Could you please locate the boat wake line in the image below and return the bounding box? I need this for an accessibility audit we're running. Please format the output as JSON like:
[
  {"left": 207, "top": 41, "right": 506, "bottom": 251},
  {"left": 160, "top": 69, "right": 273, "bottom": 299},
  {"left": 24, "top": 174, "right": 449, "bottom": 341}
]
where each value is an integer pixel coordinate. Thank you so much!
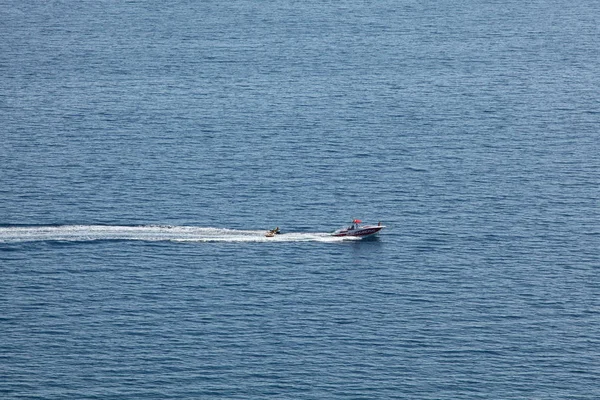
[{"left": 0, "top": 225, "right": 362, "bottom": 244}]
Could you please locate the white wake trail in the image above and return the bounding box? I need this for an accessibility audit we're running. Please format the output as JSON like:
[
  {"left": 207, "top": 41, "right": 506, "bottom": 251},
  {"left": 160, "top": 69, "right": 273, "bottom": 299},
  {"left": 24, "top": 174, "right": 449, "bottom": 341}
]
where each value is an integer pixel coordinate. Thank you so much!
[{"left": 0, "top": 225, "right": 358, "bottom": 243}]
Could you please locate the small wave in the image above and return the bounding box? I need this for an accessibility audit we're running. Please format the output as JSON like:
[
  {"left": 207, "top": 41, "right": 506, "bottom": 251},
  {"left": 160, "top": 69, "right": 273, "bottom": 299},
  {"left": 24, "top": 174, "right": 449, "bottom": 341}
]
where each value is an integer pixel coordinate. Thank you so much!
[{"left": 0, "top": 225, "right": 358, "bottom": 244}]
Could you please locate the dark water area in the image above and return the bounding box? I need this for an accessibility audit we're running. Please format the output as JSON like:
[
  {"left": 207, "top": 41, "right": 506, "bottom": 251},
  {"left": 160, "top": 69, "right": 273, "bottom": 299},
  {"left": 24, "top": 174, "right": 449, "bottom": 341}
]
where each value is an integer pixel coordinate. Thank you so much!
[{"left": 1, "top": 0, "right": 599, "bottom": 398}]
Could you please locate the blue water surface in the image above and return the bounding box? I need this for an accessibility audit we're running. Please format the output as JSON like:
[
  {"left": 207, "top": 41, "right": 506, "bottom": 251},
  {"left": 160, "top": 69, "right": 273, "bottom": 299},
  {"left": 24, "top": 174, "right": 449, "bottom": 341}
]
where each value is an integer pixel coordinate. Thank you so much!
[{"left": 1, "top": 0, "right": 599, "bottom": 398}]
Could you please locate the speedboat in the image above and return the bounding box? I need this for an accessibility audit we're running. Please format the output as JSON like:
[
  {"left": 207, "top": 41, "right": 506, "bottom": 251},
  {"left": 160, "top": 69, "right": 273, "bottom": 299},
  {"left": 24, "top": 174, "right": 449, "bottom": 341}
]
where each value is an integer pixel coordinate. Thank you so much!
[{"left": 332, "top": 220, "right": 385, "bottom": 238}]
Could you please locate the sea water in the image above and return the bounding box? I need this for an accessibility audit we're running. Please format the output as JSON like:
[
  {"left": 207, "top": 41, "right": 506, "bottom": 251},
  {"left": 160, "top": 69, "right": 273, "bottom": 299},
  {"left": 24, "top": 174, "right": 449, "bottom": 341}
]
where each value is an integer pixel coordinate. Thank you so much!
[{"left": 1, "top": 0, "right": 599, "bottom": 398}]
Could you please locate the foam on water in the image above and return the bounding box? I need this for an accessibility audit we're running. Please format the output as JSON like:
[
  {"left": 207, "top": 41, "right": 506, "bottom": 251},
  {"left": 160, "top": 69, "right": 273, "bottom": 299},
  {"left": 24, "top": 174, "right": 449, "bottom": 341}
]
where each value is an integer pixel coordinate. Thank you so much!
[{"left": 0, "top": 225, "right": 360, "bottom": 243}]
